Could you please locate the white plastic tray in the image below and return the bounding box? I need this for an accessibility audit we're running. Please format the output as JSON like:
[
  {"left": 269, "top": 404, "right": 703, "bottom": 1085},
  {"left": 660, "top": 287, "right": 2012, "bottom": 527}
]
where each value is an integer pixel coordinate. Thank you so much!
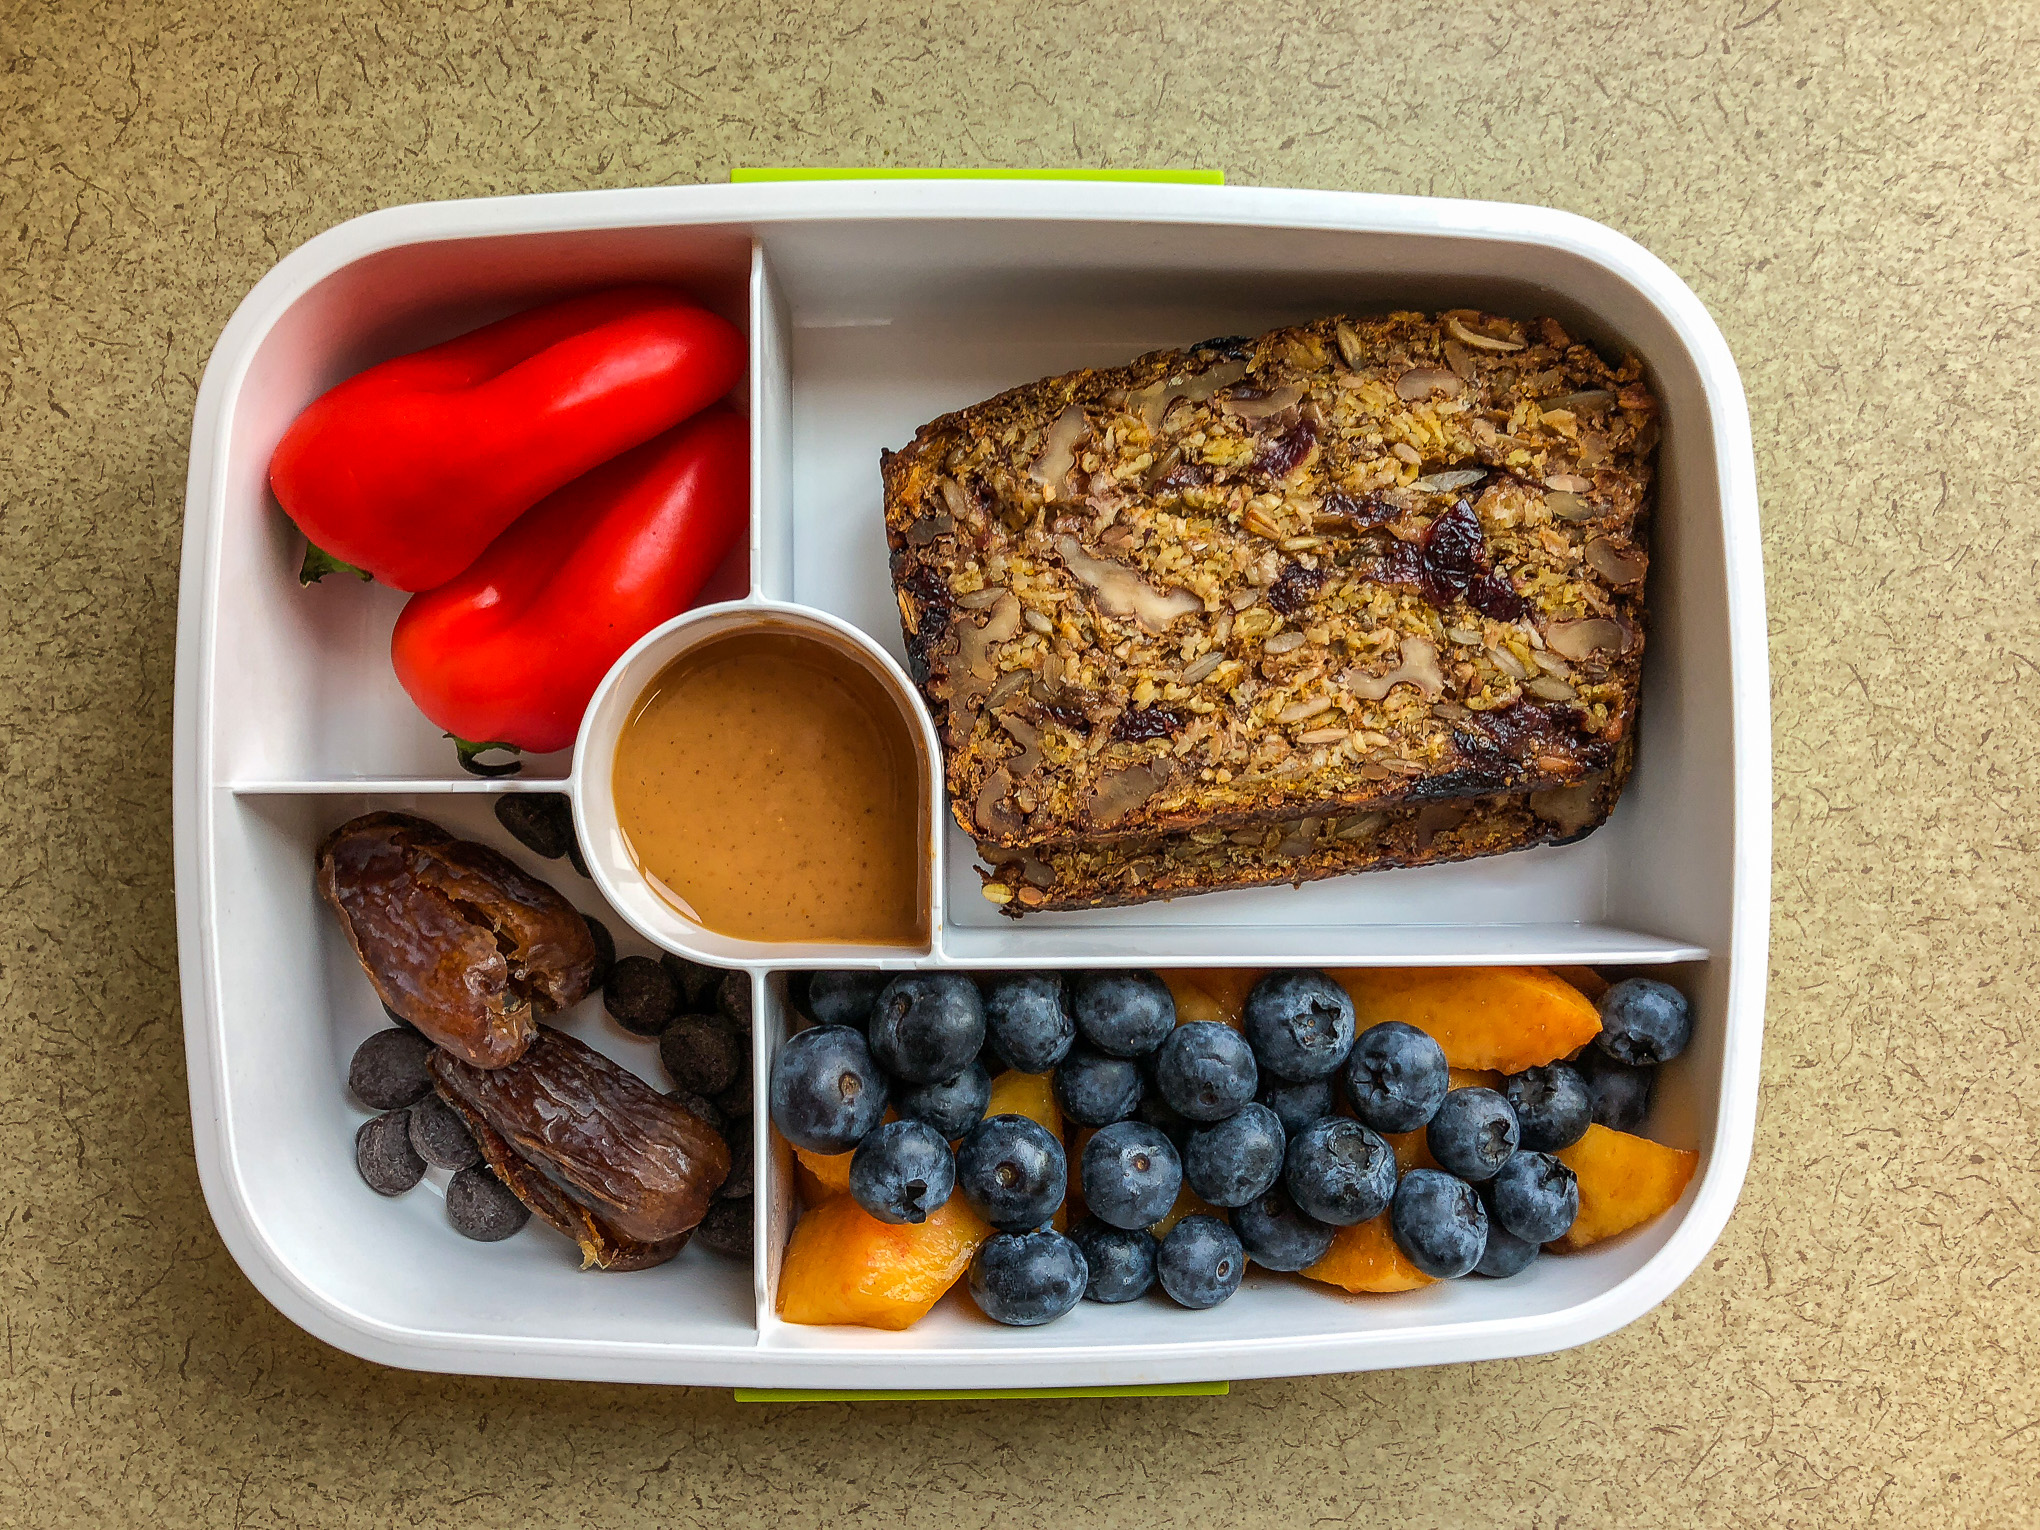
[{"left": 174, "top": 180, "right": 1768, "bottom": 1387}]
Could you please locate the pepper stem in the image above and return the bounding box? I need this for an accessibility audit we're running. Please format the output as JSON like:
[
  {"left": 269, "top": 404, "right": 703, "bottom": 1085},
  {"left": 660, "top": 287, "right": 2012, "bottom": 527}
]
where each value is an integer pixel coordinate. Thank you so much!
[
  {"left": 299, "top": 541, "right": 371, "bottom": 585},
  {"left": 449, "top": 736, "right": 524, "bottom": 778}
]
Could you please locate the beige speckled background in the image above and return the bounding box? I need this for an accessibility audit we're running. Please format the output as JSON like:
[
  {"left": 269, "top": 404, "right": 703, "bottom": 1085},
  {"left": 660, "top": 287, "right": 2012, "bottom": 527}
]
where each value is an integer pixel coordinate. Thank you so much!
[{"left": 4, "top": 1, "right": 2037, "bottom": 1524}]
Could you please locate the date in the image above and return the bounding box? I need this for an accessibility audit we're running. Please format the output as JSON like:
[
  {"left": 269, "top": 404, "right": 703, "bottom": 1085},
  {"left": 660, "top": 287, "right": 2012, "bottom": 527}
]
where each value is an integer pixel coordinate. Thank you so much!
[
  {"left": 317, "top": 812, "right": 598, "bottom": 1069},
  {"left": 431, "top": 1027, "right": 730, "bottom": 1271}
]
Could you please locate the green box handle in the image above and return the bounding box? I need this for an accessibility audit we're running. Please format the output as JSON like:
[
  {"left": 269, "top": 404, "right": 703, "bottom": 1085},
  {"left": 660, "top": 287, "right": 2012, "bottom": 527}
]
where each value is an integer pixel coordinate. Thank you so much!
[
  {"left": 731, "top": 167, "right": 1223, "bottom": 184},
  {"left": 735, "top": 1382, "right": 1227, "bottom": 1403}
]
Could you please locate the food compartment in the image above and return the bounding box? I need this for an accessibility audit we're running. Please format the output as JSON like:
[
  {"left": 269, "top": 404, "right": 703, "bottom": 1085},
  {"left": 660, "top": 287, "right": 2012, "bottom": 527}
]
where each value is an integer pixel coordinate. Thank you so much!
[
  {"left": 204, "top": 226, "right": 755, "bottom": 787},
  {"left": 754, "top": 960, "right": 1715, "bottom": 1379},
  {"left": 197, "top": 789, "right": 759, "bottom": 1371},
  {"left": 765, "top": 216, "right": 1734, "bottom": 964}
]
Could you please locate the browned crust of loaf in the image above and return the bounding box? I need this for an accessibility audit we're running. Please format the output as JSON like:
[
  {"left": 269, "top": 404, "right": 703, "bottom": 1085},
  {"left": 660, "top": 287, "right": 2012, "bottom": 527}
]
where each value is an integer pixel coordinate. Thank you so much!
[
  {"left": 882, "top": 311, "right": 1654, "bottom": 852},
  {"left": 976, "top": 748, "right": 1630, "bottom": 914}
]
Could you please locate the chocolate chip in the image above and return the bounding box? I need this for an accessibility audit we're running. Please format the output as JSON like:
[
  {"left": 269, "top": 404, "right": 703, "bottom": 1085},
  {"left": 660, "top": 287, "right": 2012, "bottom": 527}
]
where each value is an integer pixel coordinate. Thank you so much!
[
  {"left": 380, "top": 1001, "right": 420, "bottom": 1034},
  {"left": 694, "top": 1196, "right": 751, "bottom": 1260},
  {"left": 660, "top": 953, "right": 723, "bottom": 1011},
  {"left": 445, "top": 1165, "right": 530, "bottom": 1241},
  {"left": 720, "top": 1123, "right": 754, "bottom": 1200},
  {"left": 356, "top": 1111, "right": 426, "bottom": 1196},
  {"left": 666, "top": 1089, "right": 725, "bottom": 1135},
  {"left": 716, "top": 971, "right": 753, "bottom": 1033},
  {"left": 583, "top": 914, "right": 616, "bottom": 990},
  {"left": 604, "top": 956, "right": 679, "bottom": 1037},
  {"left": 493, "top": 792, "right": 575, "bottom": 860},
  {"left": 348, "top": 1028, "right": 435, "bottom": 1110},
  {"left": 716, "top": 1067, "right": 753, "bottom": 1119},
  {"left": 407, "top": 1092, "right": 481, "bottom": 1171},
  {"left": 660, "top": 1014, "right": 743, "bottom": 1097}
]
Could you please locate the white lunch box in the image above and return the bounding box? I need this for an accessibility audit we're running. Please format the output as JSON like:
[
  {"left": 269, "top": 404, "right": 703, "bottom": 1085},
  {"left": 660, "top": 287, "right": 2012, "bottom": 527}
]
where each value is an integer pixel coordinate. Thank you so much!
[{"left": 174, "top": 179, "right": 1768, "bottom": 1387}]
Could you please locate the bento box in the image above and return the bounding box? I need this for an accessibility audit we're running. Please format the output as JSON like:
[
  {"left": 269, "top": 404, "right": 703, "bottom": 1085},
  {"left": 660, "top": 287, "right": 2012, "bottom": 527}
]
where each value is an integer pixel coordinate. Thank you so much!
[{"left": 173, "top": 179, "right": 1768, "bottom": 1387}]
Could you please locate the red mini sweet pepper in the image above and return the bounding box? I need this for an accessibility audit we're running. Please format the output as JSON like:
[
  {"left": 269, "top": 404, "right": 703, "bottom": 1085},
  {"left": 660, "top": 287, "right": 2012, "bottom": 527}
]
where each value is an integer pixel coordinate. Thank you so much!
[
  {"left": 270, "top": 286, "right": 745, "bottom": 591},
  {"left": 389, "top": 406, "right": 749, "bottom": 761}
]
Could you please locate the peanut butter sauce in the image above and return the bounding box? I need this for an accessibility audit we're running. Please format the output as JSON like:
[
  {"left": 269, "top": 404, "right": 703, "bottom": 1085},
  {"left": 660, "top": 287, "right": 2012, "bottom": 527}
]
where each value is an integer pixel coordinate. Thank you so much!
[{"left": 612, "top": 629, "right": 926, "bottom": 944}]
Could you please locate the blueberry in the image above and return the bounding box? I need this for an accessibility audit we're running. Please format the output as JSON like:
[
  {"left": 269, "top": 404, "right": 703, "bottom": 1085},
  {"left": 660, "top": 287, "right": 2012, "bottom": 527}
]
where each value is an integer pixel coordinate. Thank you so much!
[
  {"left": 1156, "top": 1215, "right": 1245, "bottom": 1309},
  {"left": 1284, "top": 1117, "right": 1397, "bottom": 1226},
  {"left": 768, "top": 1025, "right": 889, "bottom": 1153},
  {"left": 893, "top": 1062, "right": 991, "bottom": 1139},
  {"left": 981, "top": 972, "right": 1075, "bottom": 1072},
  {"left": 1242, "top": 970, "right": 1355, "bottom": 1082},
  {"left": 1070, "top": 1217, "right": 1158, "bottom": 1303},
  {"left": 1425, "top": 1087, "right": 1519, "bottom": 1182},
  {"left": 1053, "top": 1045, "right": 1144, "bottom": 1126},
  {"left": 1488, "top": 1149, "right": 1579, "bottom": 1244},
  {"left": 1390, "top": 1168, "right": 1488, "bottom": 1278},
  {"left": 1081, "top": 1121, "right": 1183, "bottom": 1230},
  {"left": 1182, "top": 1102, "right": 1285, "bottom": 1208},
  {"left": 1153, "top": 1021, "right": 1259, "bottom": 1122},
  {"left": 849, "top": 1119, "right": 957, "bottom": 1225},
  {"left": 1501, "top": 1063, "right": 1592, "bottom": 1152},
  {"left": 1473, "top": 1221, "right": 1539, "bottom": 1278},
  {"left": 348, "top": 1028, "right": 434, "bottom": 1111},
  {"left": 1343, "top": 1021, "right": 1449, "bottom": 1133},
  {"left": 1577, "top": 1049, "right": 1655, "bottom": 1131},
  {"left": 1257, "top": 1076, "right": 1334, "bottom": 1138},
  {"left": 956, "top": 1114, "right": 1067, "bottom": 1232},
  {"left": 970, "top": 1229, "right": 1088, "bottom": 1325},
  {"left": 1595, "top": 977, "right": 1693, "bottom": 1066},
  {"left": 1232, "top": 1186, "right": 1336, "bottom": 1272},
  {"left": 1069, "top": 970, "right": 1176, "bottom": 1058},
  {"left": 868, "top": 973, "right": 986, "bottom": 1084},
  {"left": 1135, "top": 1083, "right": 1192, "bottom": 1145},
  {"left": 804, "top": 970, "right": 888, "bottom": 1029}
]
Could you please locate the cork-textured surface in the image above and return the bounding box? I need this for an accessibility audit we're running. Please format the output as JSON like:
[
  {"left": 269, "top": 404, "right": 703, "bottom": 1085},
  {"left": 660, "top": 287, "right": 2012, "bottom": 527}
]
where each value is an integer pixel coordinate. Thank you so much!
[{"left": 3, "top": 2, "right": 2036, "bottom": 1524}]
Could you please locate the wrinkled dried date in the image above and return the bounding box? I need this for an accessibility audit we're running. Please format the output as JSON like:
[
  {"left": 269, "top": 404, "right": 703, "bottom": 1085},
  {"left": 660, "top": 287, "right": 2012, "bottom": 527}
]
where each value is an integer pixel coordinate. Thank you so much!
[
  {"left": 430, "top": 1027, "right": 729, "bottom": 1271},
  {"left": 318, "top": 813, "right": 598, "bottom": 1069}
]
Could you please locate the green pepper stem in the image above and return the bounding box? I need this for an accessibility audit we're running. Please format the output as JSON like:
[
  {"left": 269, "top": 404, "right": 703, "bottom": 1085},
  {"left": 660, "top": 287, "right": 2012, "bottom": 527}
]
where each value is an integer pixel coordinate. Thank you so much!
[
  {"left": 299, "top": 541, "right": 371, "bottom": 585},
  {"left": 449, "top": 736, "right": 524, "bottom": 778}
]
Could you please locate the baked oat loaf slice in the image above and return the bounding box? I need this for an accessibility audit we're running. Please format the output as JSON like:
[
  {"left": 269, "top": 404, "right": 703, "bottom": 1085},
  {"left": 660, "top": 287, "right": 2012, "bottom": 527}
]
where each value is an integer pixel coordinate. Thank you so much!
[
  {"left": 882, "top": 312, "right": 1654, "bottom": 851},
  {"left": 976, "top": 760, "right": 1628, "bottom": 914}
]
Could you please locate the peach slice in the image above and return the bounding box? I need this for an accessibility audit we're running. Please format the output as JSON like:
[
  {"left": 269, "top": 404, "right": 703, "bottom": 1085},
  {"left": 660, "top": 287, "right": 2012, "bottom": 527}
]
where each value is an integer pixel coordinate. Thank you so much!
[
  {"left": 1301, "top": 1209, "right": 1434, "bottom": 1294},
  {"left": 1331, "top": 966, "right": 1601, "bottom": 1074},
  {"left": 777, "top": 1193, "right": 992, "bottom": 1330},
  {"left": 985, "top": 1069, "right": 1062, "bottom": 1137},
  {"left": 1162, "top": 969, "right": 1264, "bottom": 1029},
  {"left": 1549, "top": 964, "right": 1611, "bottom": 1001},
  {"left": 1550, "top": 1124, "right": 1698, "bottom": 1252},
  {"left": 1149, "top": 1181, "right": 1221, "bottom": 1239}
]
